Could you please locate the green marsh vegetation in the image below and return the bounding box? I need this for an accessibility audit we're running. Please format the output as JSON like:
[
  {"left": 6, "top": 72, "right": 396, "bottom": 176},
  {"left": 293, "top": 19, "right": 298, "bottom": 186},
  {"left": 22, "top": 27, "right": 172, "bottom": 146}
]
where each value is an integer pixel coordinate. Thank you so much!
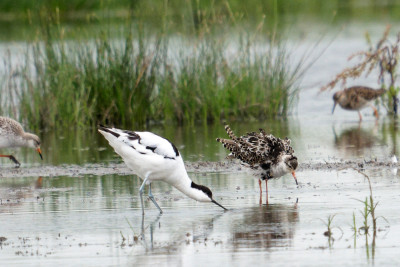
[
  {"left": 0, "top": 1, "right": 316, "bottom": 130},
  {"left": 325, "top": 168, "right": 389, "bottom": 258},
  {"left": 321, "top": 214, "right": 343, "bottom": 248},
  {"left": 353, "top": 169, "right": 389, "bottom": 260}
]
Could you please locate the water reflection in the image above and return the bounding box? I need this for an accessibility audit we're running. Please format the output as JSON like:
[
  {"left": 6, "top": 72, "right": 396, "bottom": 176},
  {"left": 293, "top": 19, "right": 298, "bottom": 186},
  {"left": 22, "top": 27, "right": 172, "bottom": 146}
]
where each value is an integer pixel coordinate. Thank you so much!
[
  {"left": 383, "top": 118, "right": 399, "bottom": 156},
  {"left": 129, "top": 202, "right": 299, "bottom": 254},
  {"left": 130, "top": 210, "right": 226, "bottom": 257},
  {"left": 0, "top": 176, "right": 43, "bottom": 208},
  {"left": 333, "top": 124, "right": 377, "bottom": 156},
  {"left": 35, "top": 176, "right": 43, "bottom": 189},
  {"left": 230, "top": 203, "right": 299, "bottom": 250},
  {"left": 139, "top": 214, "right": 162, "bottom": 251}
]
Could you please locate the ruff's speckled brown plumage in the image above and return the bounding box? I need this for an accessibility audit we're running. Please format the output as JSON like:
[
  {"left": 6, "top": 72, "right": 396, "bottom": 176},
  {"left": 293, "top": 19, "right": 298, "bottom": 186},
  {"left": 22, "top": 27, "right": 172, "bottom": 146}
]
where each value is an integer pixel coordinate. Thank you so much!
[
  {"left": 332, "top": 86, "right": 386, "bottom": 121},
  {"left": 217, "top": 125, "right": 298, "bottom": 204}
]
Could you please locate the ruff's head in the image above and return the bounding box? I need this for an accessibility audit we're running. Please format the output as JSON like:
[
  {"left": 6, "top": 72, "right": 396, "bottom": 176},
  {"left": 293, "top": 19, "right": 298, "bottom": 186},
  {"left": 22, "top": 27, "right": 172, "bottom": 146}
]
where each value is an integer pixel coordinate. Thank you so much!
[
  {"left": 271, "top": 154, "right": 298, "bottom": 185},
  {"left": 25, "top": 133, "right": 43, "bottom": 160},
  {"left": 285, "top": 155, "right": 298, "bottom": 171},
  {"left": 190, "top": 182, "right": 227, "bottom": 210},
  {"left": 332, "top": 91, "right": 344, "bottom": 114}
]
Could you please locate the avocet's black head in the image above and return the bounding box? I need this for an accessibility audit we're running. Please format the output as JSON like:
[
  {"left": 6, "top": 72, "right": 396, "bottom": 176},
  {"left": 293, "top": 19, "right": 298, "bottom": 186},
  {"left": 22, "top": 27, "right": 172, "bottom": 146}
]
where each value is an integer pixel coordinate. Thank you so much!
[{"left": 191, "top": 182, "right": 228, "bottom": 210}]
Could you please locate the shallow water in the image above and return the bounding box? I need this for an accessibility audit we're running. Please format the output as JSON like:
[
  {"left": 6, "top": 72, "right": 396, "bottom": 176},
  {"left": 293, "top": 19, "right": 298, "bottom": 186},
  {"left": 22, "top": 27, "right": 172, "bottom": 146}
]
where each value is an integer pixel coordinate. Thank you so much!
[
  {"left": 1, "top": 121, "right": 400, "bottom": 264},
  {"left": 0, "top": 166, "right": 399, "bottom": 266},
  {"left": 1, "top": 118, "right": 400, "bottom": 267}
]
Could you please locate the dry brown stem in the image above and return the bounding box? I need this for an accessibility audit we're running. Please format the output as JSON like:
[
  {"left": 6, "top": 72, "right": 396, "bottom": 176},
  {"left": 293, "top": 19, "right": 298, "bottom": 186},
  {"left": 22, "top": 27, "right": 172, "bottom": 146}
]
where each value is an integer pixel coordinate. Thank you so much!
[{"left": 321, "top": 25, "right": 399, "bottom": 92}]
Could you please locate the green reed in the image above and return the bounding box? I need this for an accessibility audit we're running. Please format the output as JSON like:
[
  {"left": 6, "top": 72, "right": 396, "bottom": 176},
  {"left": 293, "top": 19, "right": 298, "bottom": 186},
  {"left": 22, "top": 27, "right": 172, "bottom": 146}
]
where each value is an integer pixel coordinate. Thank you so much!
[
  {"left": 1, "top": 5, "right": 309, "bottom": 130},
  {"left": 321, "top": 214, "right": 343, "bottom": 248}
]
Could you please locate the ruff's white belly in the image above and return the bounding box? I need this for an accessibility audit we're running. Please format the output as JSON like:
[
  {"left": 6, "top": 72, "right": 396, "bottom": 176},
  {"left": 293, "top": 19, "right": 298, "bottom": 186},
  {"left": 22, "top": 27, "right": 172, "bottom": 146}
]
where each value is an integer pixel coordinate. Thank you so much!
[
  {"left": 245, "top": 161, "right": 291, "bottom": 180},
  {"left": 0, "top": 136, "right": 20, "bottom": 149}
]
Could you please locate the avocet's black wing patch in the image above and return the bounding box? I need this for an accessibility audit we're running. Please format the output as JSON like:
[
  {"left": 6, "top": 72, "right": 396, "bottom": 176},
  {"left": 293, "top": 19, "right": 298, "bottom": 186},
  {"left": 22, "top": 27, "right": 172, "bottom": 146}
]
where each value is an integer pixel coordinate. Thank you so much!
[
  {"left": 138, "top": 132, "right": 180, "bottom": 159},
  {"left": 98, "top": 126, "right": 180, "bottom": 160},
  {"left": 170, "top": 141, "right": 179, "bottom": 157},
  {"left": 146, "top": 146, "right": 157, "bottom": 152},
  {"left": 99, "top": 125, "right": 120, "bottom": 138},
  {"left": 128, "top": 131, "right": 180, "bottom": 159}
]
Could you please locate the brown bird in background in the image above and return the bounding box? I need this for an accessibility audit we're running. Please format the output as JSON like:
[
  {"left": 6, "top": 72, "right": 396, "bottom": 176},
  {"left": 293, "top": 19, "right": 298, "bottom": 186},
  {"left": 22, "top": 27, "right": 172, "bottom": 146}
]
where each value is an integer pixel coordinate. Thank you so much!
[{"left": 332, "top": 86, "right": 386, "bottom": 121}]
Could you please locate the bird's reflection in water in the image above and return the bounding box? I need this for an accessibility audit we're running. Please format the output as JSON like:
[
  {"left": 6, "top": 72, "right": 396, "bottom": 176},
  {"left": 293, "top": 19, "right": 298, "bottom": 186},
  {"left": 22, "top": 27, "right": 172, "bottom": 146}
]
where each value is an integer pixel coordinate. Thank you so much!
[
  {"left": 135, "top": 202, "right": 299, "bottom": 253},
  {"left": 231, "top": 203, "right": 299, "bottom": 250},
  {"left": 140, "top": 214, "right": 162, "bottom": 250},
  {"left": 35, "top": 177, "right": 43, "bottom": 189},
  {"left": 333, "top": 125, "right": 376, "bottom": 156},
  {"left": 137, "top": 211, "right": 224, "bottom": 252}
]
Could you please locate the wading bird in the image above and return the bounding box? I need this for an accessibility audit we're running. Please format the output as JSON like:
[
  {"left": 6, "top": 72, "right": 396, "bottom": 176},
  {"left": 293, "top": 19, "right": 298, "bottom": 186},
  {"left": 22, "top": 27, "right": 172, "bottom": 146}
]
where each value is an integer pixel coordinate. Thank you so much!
[
  {"left": 0, "top": 116, "right": 43, "bottom": 166},
  {"left": 98, "top": 125, "right": 227, "bottom": 214},
  {"left": 216, "top": 125, "right": 298, "bottom": 204},
  {"left": 332, "top": 86, "right": 386, "bottom": 121}
]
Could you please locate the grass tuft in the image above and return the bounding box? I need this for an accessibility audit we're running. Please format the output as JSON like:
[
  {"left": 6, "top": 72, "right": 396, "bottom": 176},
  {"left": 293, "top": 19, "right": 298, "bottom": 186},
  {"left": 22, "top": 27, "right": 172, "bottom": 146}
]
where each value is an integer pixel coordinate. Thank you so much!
[{"left": 1, "top": 6, "right": 310, "bottom": 130}]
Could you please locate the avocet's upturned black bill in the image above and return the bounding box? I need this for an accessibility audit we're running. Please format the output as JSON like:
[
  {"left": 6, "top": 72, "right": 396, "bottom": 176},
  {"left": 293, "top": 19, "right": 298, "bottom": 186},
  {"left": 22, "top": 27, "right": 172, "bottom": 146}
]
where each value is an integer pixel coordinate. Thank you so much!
[
  {"left": 98, "top": 125, "right": 227, "bottom": 214},
  {"left": 0, "top": 116, "right": 43, "bottom": 166}
]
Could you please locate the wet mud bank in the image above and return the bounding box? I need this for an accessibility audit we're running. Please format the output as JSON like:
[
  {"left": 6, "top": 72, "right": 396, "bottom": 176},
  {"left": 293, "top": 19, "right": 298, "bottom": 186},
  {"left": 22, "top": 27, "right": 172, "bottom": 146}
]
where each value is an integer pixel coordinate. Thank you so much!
[{"left": 0, "top": 159, "right": 397, "bottom": 178}]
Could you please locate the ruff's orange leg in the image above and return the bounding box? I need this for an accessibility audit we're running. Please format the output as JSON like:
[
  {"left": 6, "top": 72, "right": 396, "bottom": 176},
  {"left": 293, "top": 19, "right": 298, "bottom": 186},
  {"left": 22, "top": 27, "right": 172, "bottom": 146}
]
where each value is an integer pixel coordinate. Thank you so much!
[
  {"left": 372, "top": 106, "right": 379, "bottom": 119},
  {"left": 358, "top": 111, "right": 363, "bottom": 121},
  {"left": 265, "top": 179, "right": 269, "bottom": 205},
  {"left": 259, "top": 179, "right": 262, "bottom": 204},
  {"left": 0, "top": 154, "right": 20, "bottom": 166}
]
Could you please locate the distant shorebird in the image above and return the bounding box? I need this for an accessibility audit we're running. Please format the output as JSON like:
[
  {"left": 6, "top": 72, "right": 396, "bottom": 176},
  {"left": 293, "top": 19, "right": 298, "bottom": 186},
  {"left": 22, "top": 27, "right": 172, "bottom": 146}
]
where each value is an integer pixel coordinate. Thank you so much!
[
  {"left": 216, "top": 125, "right": 298, "bottom": 204},
  {"left": 98, "top": 125, "right": 227, "bottom": 214},
  {"left": 0, "top": 116, "right": 43, "bottom": 166},
  {"left": 332, "top": 86, "right": 386, "bottom": 121}
]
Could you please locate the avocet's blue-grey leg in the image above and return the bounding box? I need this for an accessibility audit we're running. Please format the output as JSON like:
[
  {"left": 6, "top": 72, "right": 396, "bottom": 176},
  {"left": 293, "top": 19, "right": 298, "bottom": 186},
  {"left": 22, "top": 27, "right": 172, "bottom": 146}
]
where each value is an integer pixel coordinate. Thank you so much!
[
  {"left": 139, "top": 174, "right": 151, "bottom": 215},
  {"left": 148, "top": 183, "right": 163, "bottom": 214}
]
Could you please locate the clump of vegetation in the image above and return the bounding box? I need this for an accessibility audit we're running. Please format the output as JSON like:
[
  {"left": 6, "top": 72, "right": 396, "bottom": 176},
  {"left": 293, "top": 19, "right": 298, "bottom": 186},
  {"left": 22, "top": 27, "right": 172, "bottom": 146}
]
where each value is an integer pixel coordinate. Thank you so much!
[
  {"left": 351, "top": 169, "right": 389, "bottom": 259},
  {"left": 324, "top": 168, "right": 389, "bottom": 256},
  {"left": 321, "top": 214, "right": 343, "bottom": 248},
  {"left": 353, "top": 169, "right": 388, "bottom": 234},
  {"left": 1, "top": 4, "right": 308, "bottom": 130},
  {"left": 321, "top": 26, "right": 400, "bottom": 115}
]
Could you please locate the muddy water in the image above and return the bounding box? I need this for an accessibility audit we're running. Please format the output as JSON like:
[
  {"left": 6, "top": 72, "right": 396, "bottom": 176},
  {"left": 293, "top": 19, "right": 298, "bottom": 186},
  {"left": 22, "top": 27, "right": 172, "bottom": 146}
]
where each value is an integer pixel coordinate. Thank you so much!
[{"left": 2, "top": 25, "right": 400, "bottom": 267}]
